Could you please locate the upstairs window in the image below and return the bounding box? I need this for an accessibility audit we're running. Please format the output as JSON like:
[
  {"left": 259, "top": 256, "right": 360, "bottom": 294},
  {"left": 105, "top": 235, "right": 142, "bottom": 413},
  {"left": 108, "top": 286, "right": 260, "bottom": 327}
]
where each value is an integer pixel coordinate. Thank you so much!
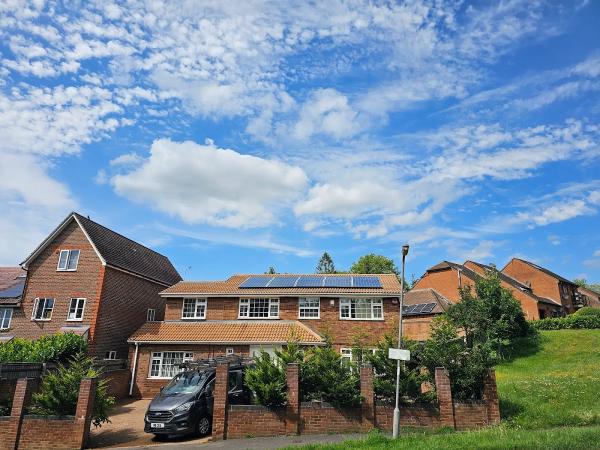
[
  {"left": 0, "top": 308, "right": 12, "bottom": 330},
  {"left": 340, "top": 298, "right": 383, "bottom": 320},
  {"left": 147, "top": 308, "right": 156, "bottom": 322},
  {"left": 105, "top": 351, "right": 117, "bottom": 360},
  {"left": 32, "top": 298, "right": 54, "bottom": 321},
  {"left": 239, "top": 298, "right": 279, "bottom": 319},
  {"left": 67, "top": 298, "right": 85, "bottom": 321},
  {"left": 57, "top": 249, "right": 80, "bottom": 271},
  {"left": 299, "top": 297, "right": 320, "bottom": 319},
  {"left": 182, "top": 298, "right": 206, "bottom": 319}
]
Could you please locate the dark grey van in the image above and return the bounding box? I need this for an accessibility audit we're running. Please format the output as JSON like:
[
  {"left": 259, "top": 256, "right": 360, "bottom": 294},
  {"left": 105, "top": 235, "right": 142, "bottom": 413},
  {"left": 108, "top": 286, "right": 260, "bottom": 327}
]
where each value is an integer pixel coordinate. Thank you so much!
[{"left": 144, "top": 362, "right": 252, "bottom": 438}]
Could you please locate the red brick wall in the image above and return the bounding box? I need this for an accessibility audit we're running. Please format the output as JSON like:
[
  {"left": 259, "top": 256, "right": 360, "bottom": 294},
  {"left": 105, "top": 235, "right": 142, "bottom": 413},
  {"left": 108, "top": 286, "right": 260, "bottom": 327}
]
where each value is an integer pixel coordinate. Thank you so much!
[
  {"left": 227, "top": 406, "right": 287, "bottom": 438},
  {"left": 130, "top": 344, "right": 250, "bottom": 398},
  {"left": 413, "top": 268, "right": 471, "bottom": 301},
  {"left": 453, "top": 402, "right": 489, "bottom": 430},
  {"left": 375, "top": 404, "right": 441, "bottom": 429},
  {"left": 102, "top": 368, "right": 131, "bottom": 399},
  {"left": 12, "top": 220, "right": 103, "bottom": 340},
  {"left": 301, "top": 403, "right": 364, "bottom": 434},
  {"left": 93, "top": 267, "right": 167, "bottom": 359},
  {"left": 402, "top": 316, "right": 436, "bottom": 341}
]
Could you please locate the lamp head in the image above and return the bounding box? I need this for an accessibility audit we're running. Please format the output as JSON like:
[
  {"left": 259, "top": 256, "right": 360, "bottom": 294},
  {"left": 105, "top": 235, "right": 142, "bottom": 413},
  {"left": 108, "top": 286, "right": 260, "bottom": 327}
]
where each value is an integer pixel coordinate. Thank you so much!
[{"left": 402, "top": 244, "right": 409, "bottom": 256}]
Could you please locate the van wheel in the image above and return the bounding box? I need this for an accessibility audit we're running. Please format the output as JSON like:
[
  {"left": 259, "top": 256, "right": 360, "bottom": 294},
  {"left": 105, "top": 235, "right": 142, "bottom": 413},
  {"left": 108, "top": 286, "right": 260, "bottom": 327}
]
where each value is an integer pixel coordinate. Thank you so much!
[{"left": 196, "top": 415, "right": 212, "bottom": 436}]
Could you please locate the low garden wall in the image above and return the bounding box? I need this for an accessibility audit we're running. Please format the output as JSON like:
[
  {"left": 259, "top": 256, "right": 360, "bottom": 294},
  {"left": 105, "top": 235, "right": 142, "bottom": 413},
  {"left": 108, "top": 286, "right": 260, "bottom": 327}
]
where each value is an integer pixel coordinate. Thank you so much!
[
  {"left": 0, "top": 377, "right": 96, "bottom": 450},
  {"left": 212, "top": 362, "right": 501, "bottom": 440}
]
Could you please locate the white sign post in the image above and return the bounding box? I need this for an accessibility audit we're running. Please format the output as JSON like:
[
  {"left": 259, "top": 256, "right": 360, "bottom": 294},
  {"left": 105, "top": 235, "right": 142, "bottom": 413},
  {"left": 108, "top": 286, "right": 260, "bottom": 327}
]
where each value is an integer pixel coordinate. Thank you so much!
[{"left": 388, "top": 348, "right": 410, "bottom": 361}]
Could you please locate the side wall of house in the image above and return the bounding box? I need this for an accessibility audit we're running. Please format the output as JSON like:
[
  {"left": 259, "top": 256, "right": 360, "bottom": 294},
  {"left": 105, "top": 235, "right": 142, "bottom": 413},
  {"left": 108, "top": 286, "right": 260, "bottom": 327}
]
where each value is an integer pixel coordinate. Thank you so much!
[
  {"left": 413, "top": 269, "right": 474, "bottom": 302},
  {"left": 10, "top": 220, "right": 103, "bottom": 340},
  {"left": 92, "top": 267, "right": 167, "bottom": 359}
]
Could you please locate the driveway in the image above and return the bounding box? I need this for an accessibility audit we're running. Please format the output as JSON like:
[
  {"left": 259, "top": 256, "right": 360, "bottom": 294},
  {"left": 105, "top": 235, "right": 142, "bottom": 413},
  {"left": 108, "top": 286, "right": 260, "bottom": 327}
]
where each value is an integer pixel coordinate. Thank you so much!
[{"left": 88, "top": 399, "right": 209, "bottom": 448}]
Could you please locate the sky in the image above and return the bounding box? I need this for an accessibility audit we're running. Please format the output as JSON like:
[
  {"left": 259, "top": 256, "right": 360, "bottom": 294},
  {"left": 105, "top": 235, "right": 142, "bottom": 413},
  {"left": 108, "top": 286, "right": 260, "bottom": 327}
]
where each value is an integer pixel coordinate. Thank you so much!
[{"left": 1, "top": 0, "right": 599, "bottom": 283}]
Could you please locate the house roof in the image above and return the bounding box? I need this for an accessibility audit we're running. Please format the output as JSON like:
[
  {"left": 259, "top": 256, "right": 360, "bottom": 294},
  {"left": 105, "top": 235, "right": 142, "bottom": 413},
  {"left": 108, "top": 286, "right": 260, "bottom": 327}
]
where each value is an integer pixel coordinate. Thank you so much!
[
  {"left": 577, "top": 285, "right": 600, "bottom": 298},
  {"left": 160, "top": 273, "right": 402, "bottom": 297},
  {"left": 21, "top": 212, "right": 181, "bottom": 287},
  {"left": 0, "top": 267, "right": 26, "bottom": 304},
  {"left": 466, "top": 261, "right": 533, "bottom": 292},
  {"left": 503, "top": 258, "right": 576, "bottom": 286},
  {"left": 128, "top": 320, "right": 325, "bottom": 345},
  {"left": 403, "top": 288, "right": 453, "bottom": 314}
]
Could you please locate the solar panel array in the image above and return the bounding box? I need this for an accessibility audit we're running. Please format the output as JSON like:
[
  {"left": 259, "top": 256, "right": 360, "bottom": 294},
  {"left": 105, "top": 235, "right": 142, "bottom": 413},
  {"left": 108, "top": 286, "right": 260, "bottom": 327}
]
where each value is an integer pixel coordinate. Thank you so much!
[
  {"left": 402, "top": 302, "right": 437, "bottom": 315},
  {"left": 238, "top": 275, "right": 383, "bottom": 289}
]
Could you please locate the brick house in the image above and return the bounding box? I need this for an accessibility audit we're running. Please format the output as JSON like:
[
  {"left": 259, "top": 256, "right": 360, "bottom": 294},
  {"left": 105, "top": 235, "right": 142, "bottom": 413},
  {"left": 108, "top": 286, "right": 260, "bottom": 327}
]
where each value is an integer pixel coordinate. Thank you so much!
[
  {"left": 413, "top": 260, "right": 562, "bottom": 321},
  {"left": 401, "top": 288, "right": 452, "bottom": 341},
  {"left": 5, "top": 212, "right": 181, "bottom": 359},
  {"left": 127, "top": 273, "right": 441, "bottom": 397},
  {"left": 0, "top": 267, "right": 26, "bottom": 342},
  {"left": 575, "top": 285, "right": 600, "bottom": 309},
  {"left": 501, "top": 258, "right": 577, "bottom": 316}
]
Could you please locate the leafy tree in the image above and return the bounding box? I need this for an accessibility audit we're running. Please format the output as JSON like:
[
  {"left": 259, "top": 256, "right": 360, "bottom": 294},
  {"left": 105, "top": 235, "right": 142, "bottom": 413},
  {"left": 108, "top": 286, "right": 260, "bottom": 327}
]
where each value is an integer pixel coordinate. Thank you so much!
[
  {"left": 244, "top": 350, "right": 287, "bottom": 407},
  {"left": 447, "top": 269, "right": 531, "bottom": 353},
  {"left": 574, "top": 278, "right": 600, "bottom": 294},
  {"left": 265, "top": 266, "right": 277, "bottom": 274},
  {"left": 350, "top": 253, "right": 409, "bottom": 290},
  {"left": 29, "top": 353, "right": 115, "bottom": 427},
  {"left": 316, "top": 252, "right": 336, "bottom": 274}
]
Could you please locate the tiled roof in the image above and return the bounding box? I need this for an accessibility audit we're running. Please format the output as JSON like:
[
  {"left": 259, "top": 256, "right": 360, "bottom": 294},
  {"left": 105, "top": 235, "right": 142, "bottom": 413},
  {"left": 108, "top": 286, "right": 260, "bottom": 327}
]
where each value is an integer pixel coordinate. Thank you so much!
[
  {"left": 128, "top": 320, "right": 324, "bottom": 344},
  {"left": 21, "top": 213, "right": 181, "bottom": 286},
  {"left": 404, "top": 288, "right": 453, "bottom": 314},
  {"left": 160, "top": 274, "right": 401, "bottom": 296}
]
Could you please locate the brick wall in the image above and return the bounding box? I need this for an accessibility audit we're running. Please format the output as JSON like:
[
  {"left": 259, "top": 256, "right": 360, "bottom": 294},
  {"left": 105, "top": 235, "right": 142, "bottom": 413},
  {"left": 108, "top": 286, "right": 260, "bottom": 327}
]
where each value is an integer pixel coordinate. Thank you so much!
[
  {"left": 12, "top": 220, "right": 103, "bottom": 341},
  {"left": 101, "top": 368, "right": 131, "bottom": 399},
  {"left": 93, "top": 267, "right": 167, "bottom": 359},
  {"left": 0, "top": 377, "right": 96, "bottom": 450},
  {"left": 213, "top": 364, "right": 501, "bottom": 441}
]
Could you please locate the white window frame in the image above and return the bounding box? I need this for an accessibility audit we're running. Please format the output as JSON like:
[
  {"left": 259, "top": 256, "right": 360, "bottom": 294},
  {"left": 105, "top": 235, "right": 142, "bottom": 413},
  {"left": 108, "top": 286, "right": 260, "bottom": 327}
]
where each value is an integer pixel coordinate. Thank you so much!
[
  {"left": 181, "top": 298, "right": 207, "bottom": 319},
  {"left": 147, "top": 308, "right": 156, "bottom": 322},
  {"left": 67, "top": 298, "right": 86, "bottom": 321},
  {"left": 298, "top": 297, "right": 320, "bottom": 319},
  {"left": 31, "top": 298, "right": 54, "bottom": 321},
  {"left": 57, "top": 249, "right": 80, "bottom": 271},
  {"left": 341, "top": 348, "right": 353, "bottom": 364},
  {"left": 105, "top": 350, "right": 117, "bottom": 360},
  {"left": 226, "top": 347, "right": 234, "bottom": 356},
  {"left": 0, "top": 307, "right": 13, "bottom": 330},
  {"left": 238, "top": 298, "right": 279, "bottom": 319},
  {"left": 148, "top": 351, "right": 194, "bottom": 379},
  {"left": 339, "top": 298, "right": 383, "bottom": 320}
]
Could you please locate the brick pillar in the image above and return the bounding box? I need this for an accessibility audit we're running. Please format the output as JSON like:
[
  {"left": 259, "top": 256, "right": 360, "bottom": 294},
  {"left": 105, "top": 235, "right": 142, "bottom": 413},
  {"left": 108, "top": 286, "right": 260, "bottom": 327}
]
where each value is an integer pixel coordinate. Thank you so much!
[
  {"left": 285, "top": 363, "right": 300, "bottom": 435},
  {"left": 483, "top": 369, "right": 501, "bottom": 425},
  {"left": 5, "top": 378, "right": 33, "bottom": 450},
  {"left": 75, "top": 378, "right": 97, "bottom": 449},
  {"left": 212, "top": 362, "right": 230, "bottom": 440},
  {"left": 360, "top": 364, "right": 375, "bottom": 430},
  {"left": 434, "top": 367, "right": 455, "bottom": 429}
]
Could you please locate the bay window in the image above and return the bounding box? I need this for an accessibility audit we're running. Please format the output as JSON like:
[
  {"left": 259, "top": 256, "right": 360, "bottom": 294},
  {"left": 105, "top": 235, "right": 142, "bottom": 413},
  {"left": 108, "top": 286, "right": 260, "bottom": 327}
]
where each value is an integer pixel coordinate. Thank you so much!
[{"left": 340, "top": 298, "right": 383, "bottom": 320}]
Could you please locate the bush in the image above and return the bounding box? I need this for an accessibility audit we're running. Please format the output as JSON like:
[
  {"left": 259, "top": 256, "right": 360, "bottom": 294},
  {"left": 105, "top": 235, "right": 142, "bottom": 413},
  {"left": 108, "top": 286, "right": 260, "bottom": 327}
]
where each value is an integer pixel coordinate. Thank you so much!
[
  {"left": 29, "top": 353, "right": 114, "bottom": 427},
  {"left": 573, "top": 307, "right": 600, "bottom": 317},
  {"left": 0, "top": 333, "right": 87, "bottom": 363},
  {"left": 244, "top": 350, "right": 287, "bottom": 407},
  {"left": 532, "top": 314, "right": 600, "bottom": 330}
]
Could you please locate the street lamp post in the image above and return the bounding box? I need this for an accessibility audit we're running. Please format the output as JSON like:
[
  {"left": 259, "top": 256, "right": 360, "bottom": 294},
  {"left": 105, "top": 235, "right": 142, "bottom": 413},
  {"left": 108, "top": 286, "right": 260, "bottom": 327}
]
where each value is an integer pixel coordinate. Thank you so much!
[{"left": 392, "top": 244, "right": 409, "bottom": 439}]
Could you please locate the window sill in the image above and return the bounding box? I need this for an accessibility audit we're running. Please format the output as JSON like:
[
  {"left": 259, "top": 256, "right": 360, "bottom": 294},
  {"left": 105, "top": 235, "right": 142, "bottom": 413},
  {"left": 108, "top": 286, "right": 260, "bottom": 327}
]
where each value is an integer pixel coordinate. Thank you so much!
[
  {"left": 56, "top": 269, "right": 77, "bottom": 272},
  {"left": 339, "top": 318, "right": 384, "bottom": 321},
  {"left": 66, "top": 318, "right": 83, "bottom": 322},
  {"left": 181, "top": 317, "right": 206, "bottom": 320},
  {"left": 237, "top": 317, "right": 280, "bottom": 320},
  {"left": 148, "top": 376, "right": 172, "bottom": 380},
  {"left": 31, "top": 319, "right": 52, "bottom": 322},
  {"left": 298, "top": 316, "right": 321, "bottom": 320}
]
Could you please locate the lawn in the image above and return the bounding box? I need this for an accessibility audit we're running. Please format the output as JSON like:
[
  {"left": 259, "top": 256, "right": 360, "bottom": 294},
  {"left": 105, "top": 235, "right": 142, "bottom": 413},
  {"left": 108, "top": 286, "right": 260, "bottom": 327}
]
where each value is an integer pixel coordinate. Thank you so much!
[{"left": 290, "top": 329, "right": 600, "bottom": 449}]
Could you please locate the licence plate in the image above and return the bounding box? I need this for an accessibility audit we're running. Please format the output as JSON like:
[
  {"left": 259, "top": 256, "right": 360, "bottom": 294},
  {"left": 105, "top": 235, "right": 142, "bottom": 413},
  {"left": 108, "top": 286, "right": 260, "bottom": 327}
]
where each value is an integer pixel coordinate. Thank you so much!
[{"left": 151, "top": 423, "right": 165, "bottom": 428}]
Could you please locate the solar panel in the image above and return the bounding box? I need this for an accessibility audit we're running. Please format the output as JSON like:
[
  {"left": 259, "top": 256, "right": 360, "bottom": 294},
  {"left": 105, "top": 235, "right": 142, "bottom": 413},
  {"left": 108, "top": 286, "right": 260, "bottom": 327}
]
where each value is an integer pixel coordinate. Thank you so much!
[
  {"left": 267, "top": 276, "right": 299, "bottom": 288},
  {"left": 422, "top": 303, "right": 436, "bottom": 314},
  {"left": 296, "top": 275, "right": 325, "bottom": 287},
  {"left": 402, "top": 304, "right": 416, "bottom": 314},
  {"left": 323, "top": 276, "right": 352, "bottom": 287},
  {"left": 352, "top": 276, "right": 382, "bottom": 288},
  {"left": 239, "top": 276, "right": 272, "bottom": 288}
]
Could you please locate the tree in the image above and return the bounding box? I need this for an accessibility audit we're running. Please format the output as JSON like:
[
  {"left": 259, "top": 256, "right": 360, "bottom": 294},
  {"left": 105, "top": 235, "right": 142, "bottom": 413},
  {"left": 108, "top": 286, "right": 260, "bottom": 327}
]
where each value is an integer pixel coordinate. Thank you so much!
[
  {"left": 574, "top": 278, "right": 600, "bottom": 294},
  {"left": 265, "top": 266, "right": 277, "bottom": 274},
  {"left": 316, "top": 252, "right": 336, "bottom": 274},
  {"left": 350, "top": 253, "right": 408, "bottom": 290}
]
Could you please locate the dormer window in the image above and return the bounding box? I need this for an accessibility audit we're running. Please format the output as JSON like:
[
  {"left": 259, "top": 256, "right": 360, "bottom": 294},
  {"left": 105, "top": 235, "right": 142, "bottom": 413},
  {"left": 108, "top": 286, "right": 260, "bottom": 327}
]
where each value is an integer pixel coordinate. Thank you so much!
[{"left": 57, "top": 249, "right": 80, "bottom": 271}]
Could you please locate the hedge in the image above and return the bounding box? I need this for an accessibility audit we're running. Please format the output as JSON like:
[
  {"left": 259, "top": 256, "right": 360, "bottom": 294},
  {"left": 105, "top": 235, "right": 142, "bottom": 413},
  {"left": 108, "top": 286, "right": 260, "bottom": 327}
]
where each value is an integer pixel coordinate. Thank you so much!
[
  {"left": 532, "top": 314, "right": 600, "bottom": 330},
  {"left": 0, "top": 333, "right": 87, "bottom": 363}
]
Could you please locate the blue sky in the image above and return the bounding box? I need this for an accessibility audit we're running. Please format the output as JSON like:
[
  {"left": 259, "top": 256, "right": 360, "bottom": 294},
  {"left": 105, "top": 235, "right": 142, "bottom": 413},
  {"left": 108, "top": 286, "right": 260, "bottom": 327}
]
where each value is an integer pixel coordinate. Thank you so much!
[{"left": 1, "top": 1, "right": 599, "bottom": 283}]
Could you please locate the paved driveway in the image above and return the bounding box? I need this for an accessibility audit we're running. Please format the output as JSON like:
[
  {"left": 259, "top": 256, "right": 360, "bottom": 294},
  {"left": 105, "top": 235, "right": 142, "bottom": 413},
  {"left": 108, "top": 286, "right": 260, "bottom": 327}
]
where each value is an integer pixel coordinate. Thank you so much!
[{"left": 88, "top": 399, "right": 209, "bottom": 448}]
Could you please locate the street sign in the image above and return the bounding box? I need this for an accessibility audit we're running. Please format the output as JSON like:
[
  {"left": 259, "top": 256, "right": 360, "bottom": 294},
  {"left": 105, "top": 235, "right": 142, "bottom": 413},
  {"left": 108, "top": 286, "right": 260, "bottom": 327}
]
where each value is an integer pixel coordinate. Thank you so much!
[{"left": 388, "top": 348, "right": 410, "bottom": 361}]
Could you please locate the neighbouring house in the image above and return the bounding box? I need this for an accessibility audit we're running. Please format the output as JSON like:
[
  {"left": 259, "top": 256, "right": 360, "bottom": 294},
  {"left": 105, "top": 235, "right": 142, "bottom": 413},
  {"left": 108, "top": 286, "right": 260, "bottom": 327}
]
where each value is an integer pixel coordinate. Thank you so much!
[
  {"left": 413, "top": 260, "right": 562, "bottom": 321},
  {"left": 401, "top": 288, "right": 452, "bottom": 341},
  {"left": 0, "top": 267, "right": 26, "bottom": 342},
  {"left": 6, "top": 212, "right": 181, "bottom": 359},
  {"left": 501, "top": 258, "right": 577, "bottom": 316},
  {"left": 575, "top": 285, "right": 600, "bottom": 309},
  {"left": 127, "top": 273, "right": 441, "bottom": 397}
]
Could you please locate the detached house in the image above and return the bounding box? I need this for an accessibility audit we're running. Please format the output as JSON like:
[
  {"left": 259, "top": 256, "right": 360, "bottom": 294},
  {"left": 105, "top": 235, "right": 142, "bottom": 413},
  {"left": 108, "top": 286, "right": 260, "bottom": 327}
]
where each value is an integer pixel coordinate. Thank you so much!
[
  {"left": 0, "top": 267, "right": 26, "bottom": 340},
  {"left": 128, "top": 273, "right": 442, "bottom": 397},
  {"left": 413, "top": 260, "right": 562, "bottom": 321},
  {"left": 5, "top": 212, "right": 181, "bottom": 359}
]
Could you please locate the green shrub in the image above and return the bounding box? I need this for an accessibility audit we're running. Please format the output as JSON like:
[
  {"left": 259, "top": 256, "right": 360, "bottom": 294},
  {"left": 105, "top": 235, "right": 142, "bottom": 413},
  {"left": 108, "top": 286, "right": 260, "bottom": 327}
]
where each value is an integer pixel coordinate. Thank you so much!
[
  {"left": 532, "top": 314, "right": 600, "bottom": 330},
  {"left": 29, "top": 353, "right": 114, "bottom": 427},
  {"left": 244, "top": 350, "right": 288, "bottom": 407},
  {"left": 573, "top": 307, "right": 600, "bottom": 317},
  {"left": 0, "top": 333, "right": 87, "bottom": 363}
]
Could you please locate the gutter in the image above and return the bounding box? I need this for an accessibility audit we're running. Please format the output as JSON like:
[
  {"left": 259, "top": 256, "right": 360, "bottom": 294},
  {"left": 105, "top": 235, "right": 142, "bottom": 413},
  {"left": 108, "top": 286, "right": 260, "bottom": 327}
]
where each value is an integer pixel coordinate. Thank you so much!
[
  {"left": 129, "top": 342, "right": 139, "bottom": 396},
  {"left": 127, "top": 340, "right": 325, "bottom": 346}
]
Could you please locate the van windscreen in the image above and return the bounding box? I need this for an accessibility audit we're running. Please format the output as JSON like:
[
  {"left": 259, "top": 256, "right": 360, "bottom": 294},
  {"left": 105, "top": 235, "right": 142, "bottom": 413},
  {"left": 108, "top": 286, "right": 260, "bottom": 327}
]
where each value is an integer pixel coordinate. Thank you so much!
[{"left": 162, "top": 371, "right": 209, "bottom": 395}]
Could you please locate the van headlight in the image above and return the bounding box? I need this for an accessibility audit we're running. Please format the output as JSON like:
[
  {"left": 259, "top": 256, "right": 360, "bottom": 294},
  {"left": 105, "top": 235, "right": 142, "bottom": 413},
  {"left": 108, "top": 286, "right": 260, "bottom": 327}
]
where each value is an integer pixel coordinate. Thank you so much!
[{"left": 173, "top": 402, "right": 194, "bottom": 414}]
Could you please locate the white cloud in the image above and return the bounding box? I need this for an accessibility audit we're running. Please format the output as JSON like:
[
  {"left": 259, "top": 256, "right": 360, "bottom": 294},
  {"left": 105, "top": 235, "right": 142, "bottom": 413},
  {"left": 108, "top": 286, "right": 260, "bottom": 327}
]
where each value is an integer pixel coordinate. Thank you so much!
[
  {"left": 109, "top": 153, "right": 143, "bottom": 167},
  {"left": 463, "top": 240, "right": 499, "bottom": 261},
  {"left": 111, "top": 139, "right": 308, "bottom": 228}
]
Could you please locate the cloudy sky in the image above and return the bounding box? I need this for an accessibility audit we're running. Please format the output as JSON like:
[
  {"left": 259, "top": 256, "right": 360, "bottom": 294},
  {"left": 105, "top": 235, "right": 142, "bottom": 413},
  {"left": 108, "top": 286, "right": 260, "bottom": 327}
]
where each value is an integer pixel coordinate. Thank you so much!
[{"left": 1, "top": 0, "right": 599, "bottom": 281}]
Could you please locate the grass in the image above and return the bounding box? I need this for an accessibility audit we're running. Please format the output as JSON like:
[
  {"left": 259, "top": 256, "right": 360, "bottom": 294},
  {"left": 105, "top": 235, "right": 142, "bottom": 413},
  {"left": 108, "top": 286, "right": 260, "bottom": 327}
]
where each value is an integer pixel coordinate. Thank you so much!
[{"left": 289, "top": 329, "right": 600, "bottom": 449}]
